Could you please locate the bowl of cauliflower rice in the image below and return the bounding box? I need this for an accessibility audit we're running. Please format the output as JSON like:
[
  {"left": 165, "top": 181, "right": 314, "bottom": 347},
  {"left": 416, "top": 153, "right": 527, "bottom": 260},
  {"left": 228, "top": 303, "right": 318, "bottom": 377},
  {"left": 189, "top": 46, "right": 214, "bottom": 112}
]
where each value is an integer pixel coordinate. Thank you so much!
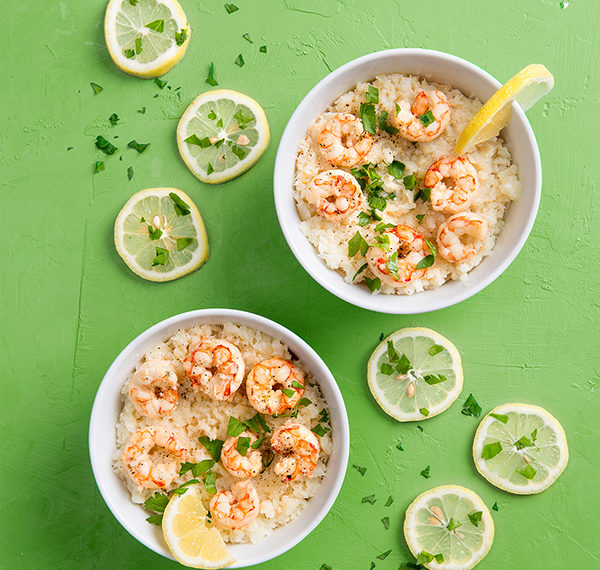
[
  {"left": 89, "top": 309, "right": 350, "bottom": 567},
  {"left": 274, "top": 49, "right": 542, "bottom": 314}
]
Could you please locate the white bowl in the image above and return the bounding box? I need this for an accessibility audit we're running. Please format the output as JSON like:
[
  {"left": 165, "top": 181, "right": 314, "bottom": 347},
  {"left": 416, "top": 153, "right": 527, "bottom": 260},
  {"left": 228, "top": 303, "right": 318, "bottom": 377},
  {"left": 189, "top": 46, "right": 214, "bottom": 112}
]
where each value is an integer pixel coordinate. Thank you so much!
[
  {"left": 274, "top": 49, "right": 541, "bottom": 314},
  {"left": 89, "top": 309, "right": 350, "bottom": 567}
]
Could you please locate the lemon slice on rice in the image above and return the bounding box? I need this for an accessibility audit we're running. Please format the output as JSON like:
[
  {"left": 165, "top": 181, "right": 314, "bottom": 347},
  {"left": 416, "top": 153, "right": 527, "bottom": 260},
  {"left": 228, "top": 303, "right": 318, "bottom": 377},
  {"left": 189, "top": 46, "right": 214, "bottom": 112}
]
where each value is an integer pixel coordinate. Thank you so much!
[
  {"left": 177, "top": 89, "right": 270, "bottom": 184},
  {"left": 162, "top": 486, "right": 234, "bottom": 568},
  {"left": 404, "top": 485, "right": 494, "bottom": 569},
  {"left": 114, "top": 188, "right": 209, "bottom": 282},
  {"left": 367, "top": 328, "right": 463, "bottom": 421},
  {"left": 455, "top": 64, "right": 554, "bottom": 154},
  {"left": 472, "top": 403, "right": 568, "bottom": 495},
  {"left": 104, "top": 0, "right": 191, "bottom": 79}
]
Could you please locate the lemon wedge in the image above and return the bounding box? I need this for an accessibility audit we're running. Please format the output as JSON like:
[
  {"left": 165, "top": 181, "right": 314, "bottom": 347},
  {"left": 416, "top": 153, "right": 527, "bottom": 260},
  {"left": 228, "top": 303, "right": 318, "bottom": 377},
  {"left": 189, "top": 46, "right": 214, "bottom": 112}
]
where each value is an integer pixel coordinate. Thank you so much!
[
  {"left": 162, "top": 486, "right": 234, "bottom": 568},
  {"left": 455, "top": 64, "right": 554, "bottom": 154}
]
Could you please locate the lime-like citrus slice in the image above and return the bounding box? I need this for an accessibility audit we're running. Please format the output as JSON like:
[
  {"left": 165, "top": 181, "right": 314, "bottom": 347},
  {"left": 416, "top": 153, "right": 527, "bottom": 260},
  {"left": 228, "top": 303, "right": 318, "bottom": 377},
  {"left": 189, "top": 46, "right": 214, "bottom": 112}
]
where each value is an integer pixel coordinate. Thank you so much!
[
  {"left": 404, "top": 485, "right": 494, "bottom": 569},
  {"left": 177, "top": 89, "right": 270, "bottom": 184},
  {"left": 455, "top": 64, "right": 554, "bottom": 154},
  {"left": 162, "top": 486, "right": 234, "bottom": 568},
  {"left": 472, "top": 403, "right": 568, "bottom": 495},
  {"left": 104, "top": 0, "right": 190, "bottom": 79},
  {"left": 114, "top": 187, "right": 209, "bottom": 282},
  {"left": 367, "top": 328, "right": 463, "bottom": 421}
]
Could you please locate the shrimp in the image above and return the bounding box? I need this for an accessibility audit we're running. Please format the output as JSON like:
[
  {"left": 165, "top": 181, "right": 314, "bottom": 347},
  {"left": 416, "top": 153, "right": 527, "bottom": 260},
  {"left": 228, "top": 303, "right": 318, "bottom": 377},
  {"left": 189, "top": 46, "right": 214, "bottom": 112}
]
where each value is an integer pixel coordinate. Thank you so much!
[
  {"left": 183, "top": 339, "right": 244, "bottom": 401},
  {"left": 308, "top": 169, "right": 364, "bottom": 220},
  {"left": 128, "top": 358, "right": 179, "bottom": 418},
  {"left": 366, "top": 225, "right": 433, "bottom": 287},
  {"left": 121, "top": 427, "right": 190, "bottom": 490},
  {"left": 209, "top": 480, "right": 260, "bottom": 530},
  {"left": 221, "top": 431, "right": 263, "bottom": 479},
  {"left": 246, "top": 358, "right": 304, "bottom": 415},
  {"left": 437, "top": 212, "right": 488, "bottom": 263},
  {"left": 424, "top": 155, "right": 479, "bottom": 214},
  {"left": 271, "top": 423, "right": 320, "bottom": 482},
  {"left": 317, "top": 113, "right": 373, "bottom": 167},
  {"left": 393, "top": 90, "right": 451, "bottom": 142}
]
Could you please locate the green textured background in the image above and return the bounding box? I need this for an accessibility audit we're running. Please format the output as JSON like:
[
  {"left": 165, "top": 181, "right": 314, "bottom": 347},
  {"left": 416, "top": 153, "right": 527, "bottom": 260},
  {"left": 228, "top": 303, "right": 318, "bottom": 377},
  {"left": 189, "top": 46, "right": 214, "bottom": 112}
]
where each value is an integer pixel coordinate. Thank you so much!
[{"left": 2, "top": 0, "right": 599, "bottom": 568}]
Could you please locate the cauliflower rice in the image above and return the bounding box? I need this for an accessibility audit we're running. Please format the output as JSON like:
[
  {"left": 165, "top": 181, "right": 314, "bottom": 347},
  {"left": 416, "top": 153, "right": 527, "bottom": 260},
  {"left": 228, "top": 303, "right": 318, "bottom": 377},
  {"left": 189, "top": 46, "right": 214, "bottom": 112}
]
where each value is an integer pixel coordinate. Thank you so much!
[
  {"left": 113, "top": 322, "right": 332, "bottom": 544},
  {"left": 294, "top": 73, "right": 522, "bottom": 295}
]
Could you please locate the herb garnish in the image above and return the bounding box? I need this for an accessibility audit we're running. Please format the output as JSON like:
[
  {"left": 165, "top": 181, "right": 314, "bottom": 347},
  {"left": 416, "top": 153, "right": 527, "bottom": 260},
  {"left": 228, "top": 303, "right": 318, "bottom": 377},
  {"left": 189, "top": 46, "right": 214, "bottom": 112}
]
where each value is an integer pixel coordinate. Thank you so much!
[
  {"left": 147, "top": 225, "right": 162, "bottom": 240},
  {"left": 348, "top": 231, "right": 369, "bottom": 257},
  {"left": 234, "top": 54, "right": 245, "bottom": 67},
  {"left": 351, "top": 163, "right": 395, "bottom": 213},
  {"left": 95, "top": 136, "right": 117, "bottom": 155},
  {"left": 381, "top": 516, "right": 390, "bottom": 530},
  {"left": 90, "top": 82, "right": 103, "bottom": 94},
  {"left": 243, "top": 412, "right": 271, "bottom": 433},
  {"left": 353, "top": 464, "right": 367, "bottom": 476},
  {"left": 312, "top": 423, "right": 330, "bottom": 437},
  {"left": 362, "top": 495, "right": 376, "bottom": 504},
  {"left": 428, "top": 344, "right": 444, "bottom": 356},
  {"left": 152, "top": 247, "right": 169, "bottom": 266},
  {"left": 109, "top": 113, "right": 119, "bottom": 126},
  {"left": 420, "top": 465, "right": 431, "bottom": 478},
  {"left": 377, "top": 550, "right": 391, "bottom": 560},
  {"left": 233, "top": 108, "right": 253, "bottom": 129},
  {"left": 388, "top": 160, "right": 406, "bottom": 179},
  {"left": 175, "top": 29, "right": 188, "bottom": 46},
  {"left": 468, "top": 511, "right": 483, "bottom": 527},
  {"left": 423, "top": 374, "right": 446, "bottom": 385},
  {"left": 236, "top": 436, "right": 251, "bottom": 456},
  {"left": 259, "top": 45, "right": 267, "bottom": 53},
  {"left": 403, "top": 174, "right": 417, "bottom": 190},
  {"left": 517, "top": 464, "right": 537, "bottom": 479},
  {"left": 482, "top": 442, "right": 503, "bottom": 460},
  {"left": 185, "top": 134, "right": 212, "bottom": 148},
  {"left": 207, "top": 163, "right": 215, "bottom": 174},
  {"left": 202, "top": 471, "right": 217, "bottom": 494},
  {"left": 177, "top": 237, "right": 193, "bottom": 250},
  {"left": 93, "top": 161, "right": 104, "bottom": 173},
  {"left": 397, "top": 353, "right": 411, "bottom": 374},
  {"left": 242, "top": 32, "right": 253, "bottom": 43},
  {"left": 492, "top": 502, "right": 499, "bottom": 511},
  {"left": 514, "top": 435, "right": 533, "bottom": 450},
  {"left": 143, "top": 492, "right": 169, "bottom": 525},
  {"left": 461, "top": 393, "right": 482, "bottom": 417},
  {"left": 224, "top": 3, "right": 238, "bottom": 13},
  {"left": 198, "top": 436, "right": 224, "bottom": 462},
  {"left": 396, "top": 442, "right": 404, "bottom": 451},
  {"left": 179, "top": 460, "right": 213, "bottom": 477},
  {"left": 154, "top": 77, "right": 167, "bottom": 89},
  {"left": 365, "top": 277, "right": 381, "bottom": 291},
  {"left": 447, "top": 517, "right": 461, "bottom": 531},
  {"left": 359, "top": 102, "right": 377, "bottom": 135},
  {"left": 128, "top": 140, "right": 149, "bottom": 153},
  {"left": 227, "top": 416, "right": 247, "bottom": 437},
  {"left": 416, "top": 214, "right": 425, "bottom": 223},
  {"left": 386, "top": 496, "right": 394, "bottom": 507},
  {"left": 169, "top": 192, "right": 191, "bottom": 216},
  {"left": 365, "top": 85, "right": 379, "bottom": 104},
  {"left": 378, "top": 110, "right": 398, "bottom": 135},
  {"left": 145, "top": 19, "right": 164, "bottom": 32},
  {"left": 206, "top": 62, "right": 218, "bottom": 86},
  {"left": 420, "top": 408, "right": 430, "bottom": 416},
  {"left": 127, "top": 166, "right": 134, "bottom": 181},
  {"left": 417, "top": 551, "right": 444, "bottom": 565},
  {"left": 357, "top": 211, "right": 371, "bottom": 226},
  {"left": 135, "top": 37, "right": 143, "bottom": 54},
  {"left": 138, "top": 107, "right": 146, "bottom": 114},
  {"left": 418, "top": 110, "right": 435, "bottom": 127},
  {"left": 415, "top": 239, "right": 436, "bottom": 269},
  {"left": 123, "top": 48, "right": 135, "bottom": 59}
]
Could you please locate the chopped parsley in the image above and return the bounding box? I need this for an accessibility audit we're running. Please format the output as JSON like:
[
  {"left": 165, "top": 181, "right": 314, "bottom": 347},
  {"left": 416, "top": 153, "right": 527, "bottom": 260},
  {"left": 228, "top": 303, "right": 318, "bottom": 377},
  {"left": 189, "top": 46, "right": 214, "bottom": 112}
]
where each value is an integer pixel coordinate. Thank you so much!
[
  {"left": 351, "top": 163, "right": 394, "bottom": 213},
  {"left": 492, "top": 502, "right": 500, "bottom": 511},
  {"left": 233, "top": 108, "right": 253, "bottom": 129},
  {"left": 243, "top": 412, "right": 271, "bottom": 433},
  {"left": 127, "top": 166, "right": 134, "bottom": 181},
  {"left": 90, "top": 82, "right": 103, "bottom": 94},
  {"left": 138, "top": 107, "right": 146, "bottom": 114},
  {"left": 176, "top": 237, "right": 194, "bottom": 250},
  {"left": 517, "top": 464, "right": 537, "bottom": 479},
  {"left": 468, "top": 511, "right": 483, "bottom": 527},
  {"left": 380, "top": 362, "right": 395, "bottom": 375},
  {"left": 482, "top": 442, "right": 503, "bottom": 460},
  {"left": 207, "top": 162, "right": 215, "bottom": 174},
  {"left": 311, "top": 423, "right": 330, "bottom": 437},
  {"left": 378, "top": 110, "right": 398, "bottom": 135},
  {"left": 145, "top": 514, "right": 163, "bottom": 525},
  {"left": 397, "top": 353, "right": 411, "bottom": 374},
  {"left": 234, "top": 53, "right": 245, "bottom": 67},
  {"left": 359, "top": 102, "right": 377, "bottom": 135},
  {"left": 259, "top": 45, "right": 267, "bottom": 53},
  {"left": 202, "top": 471, "right": 217, "bottom": 494},
  {"left": 416, "top": 551, "right": 434, "bottom": 564},
  {"left": 95, "top": 136, "right": 117, "bottom": 155},
  {"left": 227, "top": 416, "right": 247, "bottom": 437},
  {"left": 175, "top": 28, "right": 188, "bottom": 46},
  {"left": 365, "top": 85, "right": 379, "bottom": 104},
  {"left": 420, "top": 408, "right": 430, "bottom": 416},
  {"left": 357, "top": 211, "right": 371, "bottom": 226},
  {"left": 348, "top": 231, "right": 369, "bottom": 257},
  {"left": 144, "top": 492, "right": 169, "bottom": 513},
  {"left": 147, "top": 225, "right": 162, "bottom": 240},
  {"left": 206, "top": 62, "right": 218, "bottom": 86},
  {"left": 108, "top": 113, "right": 119, "bottom": 126},
  {"left": 423, "top": 374, "right": 446, "bottom": 385},
  {"left": 93, "top": 161, "right": 104, "bottom": 173},
  {"left": 145, "top": 19, "right": 164, "bottom": 33},
  {"left": 388, "top": 160, "right": 406, "bottom": 179},
  {"left": 514, "top": 435, "right": 533, "bottom": 450},
  {"left": 154, "top": 77, "right": 167, "bottom": 89},
  {"left": 416, "top": 214, "right": 425, "bottom": 224},
  {"left": 365, "top": 276, "right": 381, "bottom": 292},
  {"left": 185, "top": 134, "right": 212, "bottom": 148},
  {"left": 353, "top": 464, "right": 367, "bottom": 476},
  {"left": 362, "top": 495, "right": 376, "bottom": 504},
  {"left": 418, "top": 109, "right": 435, "bottom": 127},
  {"left": 236, "top": 436, "right": 251, "bottom": 456},
  {"left": 152, "top": 247, "right": 169, "bottom": 266},
  {"left": 428, "top": 344, "right": 444, "bottom": 356},
  {"left": 403, "top": 174, "right": 417, "bottom": 190},
  {"left": 283, "top": 388, "right": 296, "bottom": 398},
  {"left": 169, "top": 192, "right": 191, "bottom": 216},
  {"left": 461, "top": 393, "right": 482, "bottom": 417},
  {"left": 415, "top": 239, "right": 436, "bottom": 269},
  {"left": 420, "top": 465, "right": 431, "bottom": 478},
  {"left": 179, "top": 460, "right": 214, "bottom": 477},
  {"left": 198, "top": 436, "right": 224, "bottom": 462},
  {"left": 224, "top": 3, "right": 238, "bottom": 13},
  {"left": 135, "top": 37, "right": 143, "bottom": 54},
  {"left": 128, "top": 140, "right": 150, "bottom": 153},
  {"left": 387, "top": 340, "right": 399, "bottom": 362},
  {"left": 417, "top": 425, "right": 424, "bottom": 432},
  {"left": 320, "top": 565, "right": 332, "bottom": 570},
  {"left": 375, "top": 222, "right": 394, "bottom": 233},
  {"left": 242, "top": 32, "right": 253, "bottom": 43},
  {"left": 385, "top": 496, "right": 394, "bottom": 506},
  {"left": 381, "top": 516, "right": 390, "bottom": 529},
  {"left": 447, "top": 517, "right": 461, "bottom": 531},
  {"left": 396, "top": 442, "right": 404, "bottom": 451},
  {"left": 123, "top": 48, "right": 135, "bottom": 59},
  {"left": 377, "top": 550, "right": 391, "bottom": 560}
]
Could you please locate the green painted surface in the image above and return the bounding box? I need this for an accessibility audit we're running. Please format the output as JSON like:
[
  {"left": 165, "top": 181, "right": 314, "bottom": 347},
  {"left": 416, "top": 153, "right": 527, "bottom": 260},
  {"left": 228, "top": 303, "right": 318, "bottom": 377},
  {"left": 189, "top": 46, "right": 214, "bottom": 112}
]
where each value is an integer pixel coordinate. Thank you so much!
[{"left": 2, "top": 0, "right": 599, "bottom": 568}]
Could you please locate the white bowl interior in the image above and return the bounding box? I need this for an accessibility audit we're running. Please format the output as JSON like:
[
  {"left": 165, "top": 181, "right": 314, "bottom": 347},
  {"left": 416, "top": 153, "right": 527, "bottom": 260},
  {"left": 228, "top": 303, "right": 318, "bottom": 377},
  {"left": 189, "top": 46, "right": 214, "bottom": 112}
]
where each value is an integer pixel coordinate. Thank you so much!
[
  {"left": 274, "top": 49, "right": 541, "bottom": 314},
  {"left": 89, "top": 309, "right": 350, "bottom": 567}
]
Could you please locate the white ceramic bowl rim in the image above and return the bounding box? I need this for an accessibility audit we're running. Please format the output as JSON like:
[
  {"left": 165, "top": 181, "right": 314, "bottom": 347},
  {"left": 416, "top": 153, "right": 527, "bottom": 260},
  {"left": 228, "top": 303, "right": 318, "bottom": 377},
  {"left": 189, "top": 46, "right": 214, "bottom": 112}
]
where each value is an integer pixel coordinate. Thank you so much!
[
  {"left": 273, "top": 48, "right": 541, "bottom": 314},
  {"left": 89, "top": 309, "right": 350, "bottom": 568}
]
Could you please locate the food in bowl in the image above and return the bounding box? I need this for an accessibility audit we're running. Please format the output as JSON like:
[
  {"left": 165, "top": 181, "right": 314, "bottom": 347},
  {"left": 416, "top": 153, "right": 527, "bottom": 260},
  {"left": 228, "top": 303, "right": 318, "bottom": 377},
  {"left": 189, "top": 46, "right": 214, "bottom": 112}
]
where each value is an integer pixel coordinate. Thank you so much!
[
  {"left": 113, "top": 321, "right": 332, "bottom": 546},
  {"left": 294, "top": 73, "right": 522, "bottom": 295}
]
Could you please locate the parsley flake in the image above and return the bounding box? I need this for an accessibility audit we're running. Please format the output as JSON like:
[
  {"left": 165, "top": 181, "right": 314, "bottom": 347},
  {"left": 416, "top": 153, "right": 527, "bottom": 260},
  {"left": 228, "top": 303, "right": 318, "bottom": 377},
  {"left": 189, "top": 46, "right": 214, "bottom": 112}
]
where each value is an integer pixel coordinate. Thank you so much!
[
  {"left": 428, "top": 344, "right": 444, "bottom": 356},
  {"left": 492, "top": 502, "right": 500, "bottom": 511},
  {"left": 93, "top": 161, "right": 104, "bottom": 173},
  {"left": 381, "top": 516, "right": 390, "bottom": 529},
  {"left": 447, "top": 517, "right": 462, "bottom": 531},
  {"left": 128, "top": 140, "right": 149, "bottom": 153},
  {"left": 90, "top": 82, "right": 103, "bottom": 94},
  {"left": 109, "top": 113, "right": 119, "bottom": 126},
  {"left": 365, "top": 85, "right": 379, "bottom": 104},
  {"left": 312, "top": 424, "right": 330, "bottom": 437},
  {"left": 95, "top": 136, "right": 117, "bottom": 155},
  {"left": 236, "top": 436, "right": 251, "bottom": 456},
  {"left": 365, "top": 277, "right": 381, "bottom": 292},
  {"left": 420, "top": 408, "right": 430, "bottom": 416},
  {"left": 482, "top": 442, "right": 503, "bottom": 460},
  {"left": 175, "top": 29, "right": 188, "bottom": 46},
  {"left": 135, "top": 37, "right": 143, "bottom": 54},
  {"left": 353, "top": 464, "right": 367, "bottom": 476},
  {"left": 418, "top": 109, "right": 435, "bottom": 127},
  {"left": 415, "top": 239, "right": 436, "bottom": 269},
  {"left": 362, "top": 495, "right": 376, "bottom": 504},
  {"left": 397, "top": 353, "right": 411, "bottom": 374},
  {"left": 416, "top": 214, "right": 425, "bottom": 223},
  {"left": 380, "top": 362, "right": 395, "bottom": 375},
  {"left": 517, "top": 464, "right": 537, "bottom": 479},
  {"left": 176, "top": 237, "right": 194, "bottom": 251},
  {"left": 145, "top": 19, "right": 164, "bottom": 33},
  {"left": 468, "top": 511, "right": 483, "bottom": 527},
  {"left": 144, "top": 492, "right": 169, "bottom": 513},
  {"left": 234, "top": 53, "right": 245, "bottom": 67},
  {"left": 403, "top": 174, "right": 417, "bottom": 190},
  {"left": 169, "top": 192, "right": 191, "bottom": 216},
  {"left": 385, "top": 495, "right": 393, "bottom": 506},
  {"left": 259, "top": 45, "right": 267, "bottom": 53},
  {"left": 123, "top": 48, "right": 135, "bottom": 59},
  {"left": 227, "top": 416, "right": 247, "bottom": 437},
  {"left": 420, "top": 465, "right": 431, "bottom": 478},
  {"left": 423, "top": 374, "right": 446, "bottom": 385},
  {"left": 127, "top": 166, "right": 134, "bottom": 181},
  {"left": 348, "top": 231, "right": 369, "bottom": 257},
  {"left": 198, "top": 436, "right": 224, "bottom": 462},
  {"left": 145, "top": 514, "right": 163, "bottom": 525},
  {"left": 359, "top": 102, "right": 377, "bottom": 135},
  {"left": 378, "top": 110, "right": 398, "bottom": 135},
  {"left": 152, "top": 247, "right": 169, "bottom": 266},
  {"left": 358, "top": 211, "right": 371, "bottom": 226},
  {"left": 396, "top": 442, "right": 404, "bottom": 451},
  {"left": 147, "top": 225, "right": 162, "bottom": 240},
  {"left": 242, "top": 32, "right": 253, "bottom": 43},
  {"left": 224, "top": 3, "right": 238, "bottom": 13},
  {"left": 377, "top": 550, "right": 391, "bottom": 560},
  {"left": 461, "top": 393, "right": 482, "bottom": 417},
  {"left": 206, "top": 62, "right": 218, "bottom": 86},
  {"left": 388, "top": 160, "right": 406, "bottom": 179}
]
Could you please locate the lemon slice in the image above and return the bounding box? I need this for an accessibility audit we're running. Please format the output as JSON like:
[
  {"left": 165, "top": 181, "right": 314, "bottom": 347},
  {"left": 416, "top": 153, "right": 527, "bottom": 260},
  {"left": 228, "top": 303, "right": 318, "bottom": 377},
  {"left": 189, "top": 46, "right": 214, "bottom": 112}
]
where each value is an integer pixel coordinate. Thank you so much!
[
  {"left": 104, "top": 0, "right": 190, "bottom": 79},
  {"left": 455, "top": 64, "right": 554, "bottom": 154},
  {"left": 472, "top": 403, "right": 568, "bottom": 495},
  {"left": 162, "top": 486, "right": 234, "bottom": 568},
  {"left": 114, "top": 188, "right": 209, "bottom": 282},
  {"left": 177, "top": 89, "right": 270, "bottom": 184},
  {"left": 404, "top": 485, "right": 494, "bottom": 569},
  {"left": 367, "top": 328, "right": 463, "bottom": 421}
]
